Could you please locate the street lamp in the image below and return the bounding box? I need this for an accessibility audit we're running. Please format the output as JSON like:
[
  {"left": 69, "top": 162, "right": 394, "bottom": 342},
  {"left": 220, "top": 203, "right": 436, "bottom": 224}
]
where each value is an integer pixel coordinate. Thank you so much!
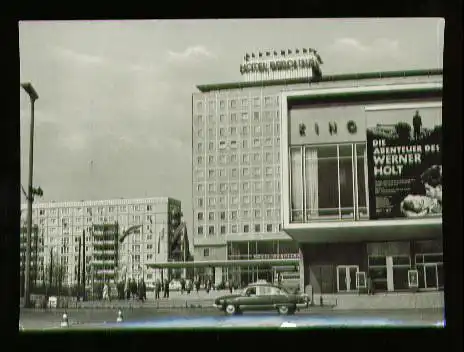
[{"left": 21, "top": 82, "right": 39, "bottom": 308}]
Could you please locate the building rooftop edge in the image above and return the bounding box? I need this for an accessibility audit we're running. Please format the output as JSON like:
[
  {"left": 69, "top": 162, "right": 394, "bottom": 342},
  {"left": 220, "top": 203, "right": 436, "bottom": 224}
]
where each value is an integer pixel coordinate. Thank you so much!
[
  {"left": 20, "top": 196, "right": 181, "bottom": 208},
  {"left": 195, "top": 68, "right": 443, "bottom": 93}
]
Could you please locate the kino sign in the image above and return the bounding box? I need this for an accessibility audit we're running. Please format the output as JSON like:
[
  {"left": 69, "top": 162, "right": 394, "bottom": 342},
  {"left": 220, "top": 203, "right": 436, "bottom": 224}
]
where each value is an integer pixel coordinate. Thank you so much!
[{"left": 240, "top": 48, "right": 323, "bottom": 82}]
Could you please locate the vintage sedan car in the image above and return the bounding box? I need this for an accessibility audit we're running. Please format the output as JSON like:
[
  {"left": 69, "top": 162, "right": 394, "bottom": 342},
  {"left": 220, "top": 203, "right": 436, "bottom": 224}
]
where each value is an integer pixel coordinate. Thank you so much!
[{"left": 213, "top": 283, "right": 309, "bottom": 315}]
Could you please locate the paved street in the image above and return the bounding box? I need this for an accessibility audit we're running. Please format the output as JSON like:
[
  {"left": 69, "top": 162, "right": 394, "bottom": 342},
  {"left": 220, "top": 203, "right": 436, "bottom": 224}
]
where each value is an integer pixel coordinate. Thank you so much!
[{"left": 19, "top": 307, "right": 444, "bottom": 330}]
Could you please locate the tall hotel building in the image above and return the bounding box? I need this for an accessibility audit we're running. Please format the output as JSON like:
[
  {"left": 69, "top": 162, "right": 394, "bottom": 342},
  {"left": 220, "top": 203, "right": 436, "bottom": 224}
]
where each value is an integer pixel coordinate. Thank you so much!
[
  {"left": 20, "top": 197, "right": 186, "bottom": 288},
  {"left": 193, "top": 48, "right": 443, "bottom": 294}
]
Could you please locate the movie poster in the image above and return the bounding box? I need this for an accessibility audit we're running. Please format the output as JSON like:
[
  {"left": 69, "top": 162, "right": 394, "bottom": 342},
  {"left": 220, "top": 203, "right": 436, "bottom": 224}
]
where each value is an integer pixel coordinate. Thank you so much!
[{"left": 366, "top": 105, "right": 442, "bottom": 220}]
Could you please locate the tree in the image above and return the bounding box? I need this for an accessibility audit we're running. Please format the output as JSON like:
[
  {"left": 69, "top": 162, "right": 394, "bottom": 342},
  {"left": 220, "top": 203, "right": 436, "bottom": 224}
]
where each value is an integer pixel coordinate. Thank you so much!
[{"left": 43, "top": 261, "right": 67, "bottom": 296}]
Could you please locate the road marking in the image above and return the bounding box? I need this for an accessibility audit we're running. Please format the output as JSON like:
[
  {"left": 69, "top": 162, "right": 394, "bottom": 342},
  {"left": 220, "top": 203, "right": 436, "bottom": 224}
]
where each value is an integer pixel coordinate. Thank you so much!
[{"left": 281, "top": 322, "right": 297, "bottom": 328}]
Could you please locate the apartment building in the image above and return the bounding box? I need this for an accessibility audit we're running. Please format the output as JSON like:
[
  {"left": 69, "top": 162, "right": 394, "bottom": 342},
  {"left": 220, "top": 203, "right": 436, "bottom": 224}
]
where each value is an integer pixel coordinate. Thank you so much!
[{"left": 20, "top": 197, "right": 184, "bottom": 287}]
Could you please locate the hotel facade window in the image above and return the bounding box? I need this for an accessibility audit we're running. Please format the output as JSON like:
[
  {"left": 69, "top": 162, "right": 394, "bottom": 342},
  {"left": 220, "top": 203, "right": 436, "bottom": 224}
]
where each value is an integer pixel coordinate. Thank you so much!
[{"left": 289, "top": 143, "right": 368, "bottom": 223}]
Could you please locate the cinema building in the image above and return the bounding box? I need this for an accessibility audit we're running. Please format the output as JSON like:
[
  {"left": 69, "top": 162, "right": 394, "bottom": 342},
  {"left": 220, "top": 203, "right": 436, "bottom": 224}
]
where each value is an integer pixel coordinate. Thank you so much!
[
  {"left": 190, "top": 48, "right": 443, "bottom": 294},
  {"left": 281, "top": 73, "right": 443, "bottom": 295}
]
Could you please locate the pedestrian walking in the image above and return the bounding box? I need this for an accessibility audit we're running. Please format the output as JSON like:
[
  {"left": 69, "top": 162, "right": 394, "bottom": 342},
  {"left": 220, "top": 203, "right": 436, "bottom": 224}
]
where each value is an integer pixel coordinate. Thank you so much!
[
  {"left": 130, "top": 278, "right": 137, "bottom": 300},
  {"left": 229, "top": 280, "right": 233, "bottom": 294},
  {"left": 155, "top": 279, "right": 161, "bottom": 300},
  {"left": 142, "top": 279, "right": 147, "bottom": 301},
  {"left": 180, "top": 278, "right": 186, "bottom": 295},
  {"left": 102, "top": 283, "right": 109, "bottom": 301},
  {"left": 195, "top": 279, "right": 200, "bottom": 294},
  {"left": 163, "top": 279, "right": 170, "bottom": 298},
  {"left": 367, "top": 276, "right": 373, "bottom": 295},
  {"left": 186, "top": 279, "right": 192, "bottom": 294}
]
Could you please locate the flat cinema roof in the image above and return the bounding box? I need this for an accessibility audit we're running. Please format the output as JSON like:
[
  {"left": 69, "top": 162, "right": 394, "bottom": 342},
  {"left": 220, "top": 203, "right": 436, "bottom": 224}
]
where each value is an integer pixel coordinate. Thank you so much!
[
  {"left": 196, "top": 69, "right": 443, "bottom": 93},
  {"left": 146, "top": 258, "right": 300, "bottom": 269}
]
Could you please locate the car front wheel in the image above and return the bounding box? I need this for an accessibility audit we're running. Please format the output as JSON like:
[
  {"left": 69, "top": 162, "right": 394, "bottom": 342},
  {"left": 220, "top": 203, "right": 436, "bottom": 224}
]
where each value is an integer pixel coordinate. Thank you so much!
[{"left": 225, "top": 304, "right": 237, "bottom": 315}]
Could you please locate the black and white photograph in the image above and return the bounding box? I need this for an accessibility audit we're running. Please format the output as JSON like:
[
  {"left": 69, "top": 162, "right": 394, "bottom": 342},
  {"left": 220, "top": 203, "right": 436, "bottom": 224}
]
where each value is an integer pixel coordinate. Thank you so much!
[
  {"left": 366, "top": 106, "right": 442, "bottom": 219},
  {"left": 18, "top": 18, "right": 445, "bottom": 331}
]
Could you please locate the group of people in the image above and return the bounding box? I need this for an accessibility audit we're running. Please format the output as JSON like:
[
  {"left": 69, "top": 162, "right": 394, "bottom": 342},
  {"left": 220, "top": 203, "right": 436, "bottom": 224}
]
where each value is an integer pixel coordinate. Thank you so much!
[
  {"left": 103, "top": 276, "right": 233, "bottom": 302},
  {"left": 113, "top": 278, "right": 147, "bottom": 302}
]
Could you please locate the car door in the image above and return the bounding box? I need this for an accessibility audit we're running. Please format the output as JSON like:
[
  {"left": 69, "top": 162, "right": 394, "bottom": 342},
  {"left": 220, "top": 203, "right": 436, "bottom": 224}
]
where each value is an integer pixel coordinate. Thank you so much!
[
  {"left": 270, "top": 286, "right": 290, "bottom": 307},
  {"left": 236, "top": 286, "right": 260, "bottom": 311},
  {"left": 253, "top": 285, "right": 274, "bottom": 311}
]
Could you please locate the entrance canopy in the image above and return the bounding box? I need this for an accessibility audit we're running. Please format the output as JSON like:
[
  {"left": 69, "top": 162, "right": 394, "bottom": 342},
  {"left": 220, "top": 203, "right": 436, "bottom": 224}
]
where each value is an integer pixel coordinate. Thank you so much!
[
  {"left": 145, "top": 258, "right": 299, "bottom": 269},
  {"left": 284, "top": 218, "right": 442, "bottom": 244}
]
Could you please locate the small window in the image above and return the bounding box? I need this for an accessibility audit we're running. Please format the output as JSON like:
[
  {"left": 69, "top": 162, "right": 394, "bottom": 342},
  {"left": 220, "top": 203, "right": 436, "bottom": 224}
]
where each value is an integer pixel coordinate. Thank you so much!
[
  {"left": 231, "top": 225, "right": 238, "bottom": 233},
  {"left": 208, "top": 226, "right": 215, "bottom": 235},
  {"left": 198, "top": 212, "right": 204, "bottom": 220},
  {"left": 219, "top": 141, "right": 226, "bottom": 149},
  {"left": 241, "top": 112, "right": 249, "bottom": 120},
  {"left": 244, "top": 224, "right": 250, "bottom": 233},
  {"left": 246, "top": 287, "right": 256, "bottom": 296},
  {"left": 208, "top": 142, "right": 214, "bottom": 151},
  {"left": 255, "top": 224, "right": 261, "bottom": 232},
  {"left": 209, "top": 212, "right": 215, "bottom": 220},
  {"left": 253, "top": 112, "right": 260, "bottom": 122},
  {"left": 203, "top": 248, "right": 210, "bottom": 257},
  {"left": 220, "top": 226, "right": 226, "bottom": 235},
  {"left": 230, "top": 140, "right": 237, "bottom": 148},
  {"left": 266, "top": 224, "right": 273, "bottom": 232},
  {"left": 220, "top": 211, "right": 226, "bottom": 220},
  {"left": 230, "top": 99, "right": 237, "bottom": 109}
]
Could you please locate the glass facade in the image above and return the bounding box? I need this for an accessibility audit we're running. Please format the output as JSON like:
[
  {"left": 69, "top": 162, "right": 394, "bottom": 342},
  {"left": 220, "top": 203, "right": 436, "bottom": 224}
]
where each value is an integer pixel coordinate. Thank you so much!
[
  {"left": 290, "top": 143, "right": 368, "bottom": 223},
  {"left": 226, "top": 240, "right": 300, "bottom": 286}
]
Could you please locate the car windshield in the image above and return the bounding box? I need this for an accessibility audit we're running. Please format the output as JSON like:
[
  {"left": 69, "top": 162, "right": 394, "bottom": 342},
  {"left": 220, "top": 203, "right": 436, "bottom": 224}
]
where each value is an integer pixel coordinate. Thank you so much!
[
  {"left": 241, "top": 285, "right": 290, "bottom": 295},
  {"left": 277, "top": 285, "right": 290, "bottom": 294}
]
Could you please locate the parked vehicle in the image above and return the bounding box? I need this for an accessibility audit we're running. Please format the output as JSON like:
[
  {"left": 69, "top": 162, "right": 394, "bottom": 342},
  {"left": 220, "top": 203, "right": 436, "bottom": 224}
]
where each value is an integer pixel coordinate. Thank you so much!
[{"left": 213, "top": 283, "right": 309, "bottom": 316}]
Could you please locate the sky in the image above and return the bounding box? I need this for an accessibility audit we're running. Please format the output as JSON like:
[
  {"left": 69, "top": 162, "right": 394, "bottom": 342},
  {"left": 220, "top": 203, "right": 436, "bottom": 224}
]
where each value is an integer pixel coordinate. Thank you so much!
[{"left": 19, "top": 18, "right": 445, "bottom": 239}]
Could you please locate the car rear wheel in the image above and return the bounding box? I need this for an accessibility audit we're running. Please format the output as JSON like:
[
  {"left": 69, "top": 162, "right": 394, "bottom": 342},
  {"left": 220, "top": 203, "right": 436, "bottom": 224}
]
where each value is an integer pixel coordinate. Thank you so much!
[
  {"left": 225, "top": 304, "right": 237, "bottom": 315},
  {"left": 277, "top": 305, "right": 291, "bottom": 315}
]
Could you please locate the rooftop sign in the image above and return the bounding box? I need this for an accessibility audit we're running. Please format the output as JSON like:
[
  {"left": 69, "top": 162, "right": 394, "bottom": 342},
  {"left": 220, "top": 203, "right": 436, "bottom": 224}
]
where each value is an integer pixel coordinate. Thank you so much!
[{"left": 240, "top": 48, "right": 323, "bottom": 82}]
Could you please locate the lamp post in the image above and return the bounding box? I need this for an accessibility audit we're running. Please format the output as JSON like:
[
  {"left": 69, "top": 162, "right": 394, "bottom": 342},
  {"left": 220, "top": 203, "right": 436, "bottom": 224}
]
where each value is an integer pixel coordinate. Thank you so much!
[{"left": 21, "top": 82, "right": 39, "bottom": 308}]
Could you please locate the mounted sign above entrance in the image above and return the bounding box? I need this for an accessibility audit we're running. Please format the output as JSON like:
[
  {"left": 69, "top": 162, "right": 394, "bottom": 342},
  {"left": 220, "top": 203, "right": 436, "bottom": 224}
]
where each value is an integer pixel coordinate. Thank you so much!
[{"left": 288, "top": 104, "right": 367, "bottom": 145}]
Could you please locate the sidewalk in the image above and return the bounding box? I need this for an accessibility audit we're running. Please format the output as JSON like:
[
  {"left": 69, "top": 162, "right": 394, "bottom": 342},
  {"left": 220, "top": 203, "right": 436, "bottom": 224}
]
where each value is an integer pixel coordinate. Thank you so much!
[{"left": 22, "top": 290, "right": 233, "bottom": 310}]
